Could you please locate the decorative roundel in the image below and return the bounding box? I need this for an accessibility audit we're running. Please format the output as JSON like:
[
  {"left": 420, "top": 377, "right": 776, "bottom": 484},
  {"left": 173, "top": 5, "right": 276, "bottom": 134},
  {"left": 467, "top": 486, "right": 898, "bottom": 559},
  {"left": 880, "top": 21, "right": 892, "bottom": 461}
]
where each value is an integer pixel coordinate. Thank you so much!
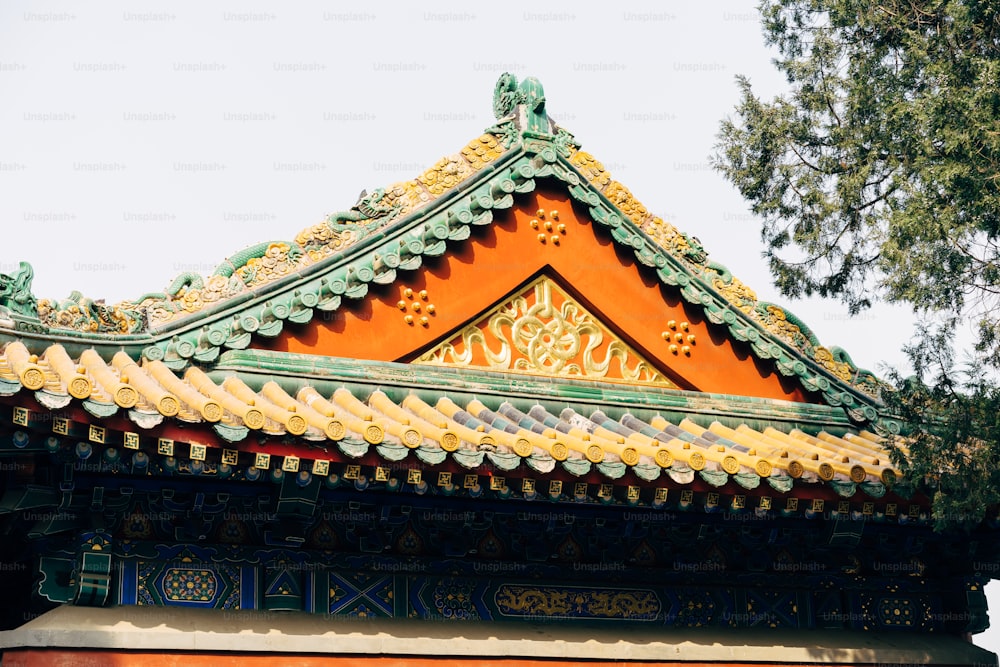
[
  {"left": 402, "top": 428, "right": 422, "bottom": 448},
  {"left": 788, "top": 460, "right": 804, "bottom": 478},
  {"left": 201, "top": 401, "right": 224, "bottom": 423},
  {"left": 114, "top": 385, "right": 139, "bottom": 409},
  {"left": 175, "top": 340, "right": 195, "bottom": 358},
  {"left": 721, "top": 455, "right": 740, "bottom": 474},
  {"left": 68, "top": 376, "right": 93, "bottom": 399},
  {"left": 158, "top": 396, "right": 180, "bottom": 417},
  {"left": 363, "top": 424, "right": 384, "bottom": 445},
  {"left": 755, "top": 459, "right": 773, "bottom": 477},
  {"left": 621, "top": 447, "right": 640, "bottom": 466},
  {"left": 440, "top": 431, "right": 460, "bottom": 452},
  {"left": 818, "top": 462, "right": 835, "bottom": 481},
  {"left": 243, "top": 408, "right": 266, "bottom": 430},
  {"left": 688, "top": 451, "right": 706, "bottom": 471},
  {"left": 205, "top": 327, "right": 226, "bottom": 346},
  {"left": 514, "top": 438, "right": 534, "bottom": 457},
  {"left": 655, "top": 449, "right": 673, "bottom": 468},
  {"left": 850, "top": 465, "right": 868, "bottom": 483},
  {"left": 550, "top": 442, "right": 568, "bottom": 461},
  {"left": 586, "top": 444, "right": 604, "bottom": 464},
  {"left": 355, "top": 266, "right": 375, "bottom": 283},
  {"left": 286, "top": 414, "right": 308, "bottom": 436},
  {"left": 479, "top": 435, "right": 496, "bottom": 448},
  {"left": 326, "top": 419, "right": 346, "bottom": 441},
  {"left": 881, "top": 469, "right": 896, "bottom": 486}
]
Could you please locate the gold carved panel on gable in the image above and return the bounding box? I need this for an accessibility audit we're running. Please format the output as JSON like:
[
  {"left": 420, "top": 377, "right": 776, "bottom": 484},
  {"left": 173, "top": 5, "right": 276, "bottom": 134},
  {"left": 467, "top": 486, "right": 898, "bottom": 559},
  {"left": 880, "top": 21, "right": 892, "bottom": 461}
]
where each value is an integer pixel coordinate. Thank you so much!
[{"left": 414, "top": 275, "right": 676, "bottom": 387}]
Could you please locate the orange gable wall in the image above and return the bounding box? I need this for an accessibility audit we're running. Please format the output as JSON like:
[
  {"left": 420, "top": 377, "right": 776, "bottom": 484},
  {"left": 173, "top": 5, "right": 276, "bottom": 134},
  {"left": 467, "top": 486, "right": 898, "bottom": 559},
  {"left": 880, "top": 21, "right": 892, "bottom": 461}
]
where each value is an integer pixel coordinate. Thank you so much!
[{"left": 261, "top": 188, "right": 811, "bottom": 403}]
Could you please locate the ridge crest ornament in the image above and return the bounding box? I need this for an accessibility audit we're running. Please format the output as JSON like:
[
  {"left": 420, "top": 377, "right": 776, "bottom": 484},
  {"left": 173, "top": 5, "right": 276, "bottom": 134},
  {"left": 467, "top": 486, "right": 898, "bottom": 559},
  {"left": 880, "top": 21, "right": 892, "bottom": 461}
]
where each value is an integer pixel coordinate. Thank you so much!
[
  {"left": 0, "top": 261, "right": 37, "bottom": 318},
  {"left": 492, "top": 72, "right": 550, "bottom": 140},
  {"left": 493, "top": 72, "right": 523, "bottom": 120}
]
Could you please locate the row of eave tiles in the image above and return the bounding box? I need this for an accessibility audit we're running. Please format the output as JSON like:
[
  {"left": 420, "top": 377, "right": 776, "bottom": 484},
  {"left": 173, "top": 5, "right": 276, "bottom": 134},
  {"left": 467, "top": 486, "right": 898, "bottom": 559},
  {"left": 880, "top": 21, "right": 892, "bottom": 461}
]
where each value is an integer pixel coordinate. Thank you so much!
[{"left": 0, "top": 342, "right": 899, "bottom": 489}]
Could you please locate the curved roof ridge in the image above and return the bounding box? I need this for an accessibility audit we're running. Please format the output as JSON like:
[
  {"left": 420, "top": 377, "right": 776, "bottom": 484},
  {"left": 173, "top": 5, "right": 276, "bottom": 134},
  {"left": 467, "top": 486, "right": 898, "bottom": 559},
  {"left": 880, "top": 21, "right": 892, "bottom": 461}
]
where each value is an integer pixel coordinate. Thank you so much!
[
  {"left": 0, "top": 73, "right": 886, "bottom": 420},
  {"left": 12, "top": 133, "right": 511, "bottom": 337}
]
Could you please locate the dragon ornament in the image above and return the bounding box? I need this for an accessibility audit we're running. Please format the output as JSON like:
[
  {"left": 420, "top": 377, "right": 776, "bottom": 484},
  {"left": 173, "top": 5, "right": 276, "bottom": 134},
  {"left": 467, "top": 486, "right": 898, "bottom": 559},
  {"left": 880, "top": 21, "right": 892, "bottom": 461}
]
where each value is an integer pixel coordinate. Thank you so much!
[
  {"left": 37, "top": 291, "right": 143, "bottom": 334},
  {"left": 0, "top": 261, "right": 37, "bottom": 318}
]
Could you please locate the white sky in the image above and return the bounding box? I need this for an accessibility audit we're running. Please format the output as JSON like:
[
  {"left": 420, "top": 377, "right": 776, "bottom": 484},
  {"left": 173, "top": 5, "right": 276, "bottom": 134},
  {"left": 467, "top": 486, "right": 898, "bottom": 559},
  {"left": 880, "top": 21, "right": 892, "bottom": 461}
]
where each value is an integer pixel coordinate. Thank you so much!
[{"left": 0, "top": 0, "right": 994, "bottom": 652}]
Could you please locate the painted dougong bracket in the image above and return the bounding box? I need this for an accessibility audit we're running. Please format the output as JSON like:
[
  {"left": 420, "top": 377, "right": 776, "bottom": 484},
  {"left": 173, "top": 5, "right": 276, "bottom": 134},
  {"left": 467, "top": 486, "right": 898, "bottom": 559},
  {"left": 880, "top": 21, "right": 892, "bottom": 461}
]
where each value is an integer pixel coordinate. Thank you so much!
[{"left": 73, "top": 530, "right": 113, "bottom": 607}]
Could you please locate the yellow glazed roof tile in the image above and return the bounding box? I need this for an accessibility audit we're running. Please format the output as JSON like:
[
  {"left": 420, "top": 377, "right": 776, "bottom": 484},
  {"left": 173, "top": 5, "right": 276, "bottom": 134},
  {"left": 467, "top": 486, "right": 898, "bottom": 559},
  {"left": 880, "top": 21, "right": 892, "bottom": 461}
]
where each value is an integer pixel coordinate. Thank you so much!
[
  {"left": 79, "top": 348, "right": 137, "bottom": 408},
  {"left": 185, "top": 366, "right": 264, "bottom": 429},
  {"left": 441, "top": 397, "right": 533, "bottom": 458},
  {"left": 4, "top": 341, "right": 46, "bottom": 391},
  {"left": 112, "top": 351, "right": 179, "bottom": 417},
  {"left": 373, "top": 390, "right": 459, "bottom": 452},
  {"left": 735, "top": 424, "right": 830, "bottom": 481},
  {"left": 260, "top": 381, "right": 327, "bottom": 441},
  {"left": 404, "top": 394, "right": 494, "bottom": 451},
  {"left": 144, "top": 360, "right": 222, "bottom": 422},
  {"left": 335, "top": 387, "right": 420, "bottom": 448},
  {"left": 0, "top": 342, "right": 902, "bottom": 497},
  {"left": 298, "top": 386, "right": 379, "bottom": 444},
  {"left": 43, "top": 344, "right": 92, "bottom": 400}
]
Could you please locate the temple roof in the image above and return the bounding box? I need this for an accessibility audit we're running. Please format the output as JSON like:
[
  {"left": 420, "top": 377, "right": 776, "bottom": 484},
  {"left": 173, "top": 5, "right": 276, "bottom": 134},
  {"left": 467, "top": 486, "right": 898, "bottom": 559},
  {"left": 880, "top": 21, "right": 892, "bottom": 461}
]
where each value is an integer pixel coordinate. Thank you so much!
[
  {"left": 0, "top": 341, "right": 898, "bottom": 504},
  {"left": 0, "top": 73, "right": 884, "bottom": 422},
  {"left": 5, "top": 77, "right": 997, "bottom": 630},
  {"left": 0, "top": 74, "right": 926, "bottom": 529}
]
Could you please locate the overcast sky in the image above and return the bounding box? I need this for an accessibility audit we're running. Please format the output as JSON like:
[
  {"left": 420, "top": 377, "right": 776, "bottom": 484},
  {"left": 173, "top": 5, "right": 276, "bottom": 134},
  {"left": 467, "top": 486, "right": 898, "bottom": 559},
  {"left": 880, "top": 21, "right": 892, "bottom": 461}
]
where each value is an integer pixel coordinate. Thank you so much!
[{"left": 1, "top": 0, "right": 994, "bottom": 652}]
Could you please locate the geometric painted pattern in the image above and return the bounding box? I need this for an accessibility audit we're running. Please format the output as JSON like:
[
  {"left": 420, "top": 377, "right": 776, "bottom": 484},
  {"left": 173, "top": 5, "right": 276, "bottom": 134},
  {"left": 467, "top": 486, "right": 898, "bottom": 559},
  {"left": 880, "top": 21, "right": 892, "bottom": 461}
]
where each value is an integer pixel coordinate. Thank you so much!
[
  {"left": 663, "top": 587, "right": 732, "bottom": 628},
  {"left": 743, "top": 589, "right": 799, "bottom": 628},
  {"left": 137, "top": 561, "right": 240, "bottom": 610},
  {"left": 26, "top": 478, "right": 983, "bottom": 637},
  {"left": 96, "top": 553, "right": 984, "bottom": 634},
  {"left": 411, "top": 578, "right": 491, "bottom": 622},
  {"left": 161, "top": 568, "right": 217, "bottom": 602},
  {"left": 862, "top": 592, "right": 936, "bottom": 632},
  {"left": 430, "top": 578, "right": 481, "bottom": 621},
  {"left": 878, "top": 597, "right": 918, "bottom": 628},
  {"left": 327, "top": 572, "right": 394, "bottom": 617}
]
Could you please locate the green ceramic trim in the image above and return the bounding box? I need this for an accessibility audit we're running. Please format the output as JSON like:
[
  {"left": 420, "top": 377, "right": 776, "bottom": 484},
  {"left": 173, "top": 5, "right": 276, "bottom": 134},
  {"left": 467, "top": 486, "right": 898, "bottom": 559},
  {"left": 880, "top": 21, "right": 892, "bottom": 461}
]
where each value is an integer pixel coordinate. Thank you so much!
[{"left": 212, "top": 349, "right": 866, "bottom": 433}]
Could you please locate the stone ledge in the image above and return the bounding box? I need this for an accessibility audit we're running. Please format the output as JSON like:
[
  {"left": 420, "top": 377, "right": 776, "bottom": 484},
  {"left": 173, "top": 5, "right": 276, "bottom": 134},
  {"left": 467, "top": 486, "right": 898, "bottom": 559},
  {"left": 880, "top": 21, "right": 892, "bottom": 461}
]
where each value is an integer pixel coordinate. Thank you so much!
[{"left": 0, "top": 605, "right": 995, "bottom": 665}]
